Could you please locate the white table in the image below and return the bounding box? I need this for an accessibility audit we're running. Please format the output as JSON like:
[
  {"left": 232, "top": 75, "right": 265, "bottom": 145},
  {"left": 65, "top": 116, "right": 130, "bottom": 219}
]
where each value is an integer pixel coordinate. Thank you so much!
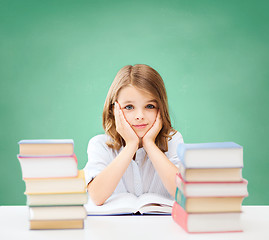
[{"left": 0, "top": 206, "right": 268, "bottom": 240}]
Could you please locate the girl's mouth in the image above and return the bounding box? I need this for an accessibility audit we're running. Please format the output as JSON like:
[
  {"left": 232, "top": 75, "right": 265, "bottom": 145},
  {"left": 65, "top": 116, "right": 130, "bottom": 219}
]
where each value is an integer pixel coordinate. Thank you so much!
[{"left": 133, "top": 124, "right": 148, "bottom": 129}]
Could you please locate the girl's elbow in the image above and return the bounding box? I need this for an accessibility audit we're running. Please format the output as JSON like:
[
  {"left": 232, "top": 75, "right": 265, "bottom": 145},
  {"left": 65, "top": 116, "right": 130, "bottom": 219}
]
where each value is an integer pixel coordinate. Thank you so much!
[
  {"left": 91, "top": 194, "right": 106, "bottom": 206},
  {"left": 87, "top": 186, "right": 106, "bottom": 206}
]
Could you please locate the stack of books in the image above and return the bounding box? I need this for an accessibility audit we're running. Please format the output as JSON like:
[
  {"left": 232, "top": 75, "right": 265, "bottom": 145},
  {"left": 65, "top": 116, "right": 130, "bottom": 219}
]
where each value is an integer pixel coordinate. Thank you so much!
[
  {"left": 17, "top": 139, "right": 87, "bottom": 230},
  {"left": 172, "top": 142, "right": 248, "bottom": 233}
]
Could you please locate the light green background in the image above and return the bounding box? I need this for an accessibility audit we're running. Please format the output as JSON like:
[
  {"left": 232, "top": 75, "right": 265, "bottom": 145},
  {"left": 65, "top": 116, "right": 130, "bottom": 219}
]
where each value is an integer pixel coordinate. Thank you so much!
[{"left": 1, "top": 0, "right": 268, "bottom": 205}]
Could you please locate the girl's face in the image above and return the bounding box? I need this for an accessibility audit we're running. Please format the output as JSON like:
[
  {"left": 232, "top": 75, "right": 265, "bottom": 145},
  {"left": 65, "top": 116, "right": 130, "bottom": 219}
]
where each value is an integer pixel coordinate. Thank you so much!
[{"left": 117, "top": 85, "right": 159, "bottom": 138}]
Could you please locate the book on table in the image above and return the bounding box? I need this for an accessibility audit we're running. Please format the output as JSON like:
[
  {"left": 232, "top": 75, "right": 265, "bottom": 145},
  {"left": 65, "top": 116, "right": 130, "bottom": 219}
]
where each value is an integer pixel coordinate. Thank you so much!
[
  {"left": 177, "top": 142, "right": 243, "bottom": 168},
  {"left": 17, "top": 138, "right": 87, "bottom": 230},
  {"left": 178, "top": 163, "right": 242, "bottom": 182},
  {"left": 18, "top": 139, "right": 74, "bottom": 156},
  {"left": 172, "top": 202, "right": 243, "bottom": 233},
  {"left": 17, "top": 154, "right": 78, "bottom": 178},
  {"left": 175, "top": 187, "right": 245, "bottom": 213},
  {"left": 29, "top": 219, "right": 84, "bottom": 230},
  {"left": 85, "top": 193, "right": 174, "bottom": 215},
  {"left": 175, "top": 173, "right": 248, "bottom": 197},
  {"left": 24, "top": 170, "right": 86, "bottom": 194},
  {"left": 27, "top": 192, "right": 88, "bottom": 206},
  {"left": 29, "top": 205, "right": 87, "bottom": 221},
  {"left": 29, "top": 205, "right": 87, "bottom": 229}
]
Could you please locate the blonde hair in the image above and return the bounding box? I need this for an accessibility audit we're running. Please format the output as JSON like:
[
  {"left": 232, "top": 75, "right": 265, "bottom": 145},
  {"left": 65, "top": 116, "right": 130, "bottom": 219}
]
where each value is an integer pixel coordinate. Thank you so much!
[{"left": 102, "top": 64, "right": 176, "bottom": 152}]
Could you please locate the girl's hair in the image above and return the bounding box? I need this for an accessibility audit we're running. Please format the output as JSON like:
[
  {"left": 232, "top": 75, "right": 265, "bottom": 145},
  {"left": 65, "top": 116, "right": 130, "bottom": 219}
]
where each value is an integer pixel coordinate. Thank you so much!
[{"left": 102, "top": 64, "right": 176, "bottom": 152}]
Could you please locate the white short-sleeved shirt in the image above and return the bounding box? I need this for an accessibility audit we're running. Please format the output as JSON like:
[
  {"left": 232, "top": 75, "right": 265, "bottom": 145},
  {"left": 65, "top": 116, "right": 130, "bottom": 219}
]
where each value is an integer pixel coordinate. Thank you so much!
[{"left": 83, "top": 131, "right": 184, "bottom": 199}]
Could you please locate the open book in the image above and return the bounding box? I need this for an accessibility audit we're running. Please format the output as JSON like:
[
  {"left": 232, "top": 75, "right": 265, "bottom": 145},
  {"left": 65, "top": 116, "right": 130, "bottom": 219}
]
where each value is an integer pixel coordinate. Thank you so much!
[{"left": 85, "top": 193, "right": 174, "bottom": 215}]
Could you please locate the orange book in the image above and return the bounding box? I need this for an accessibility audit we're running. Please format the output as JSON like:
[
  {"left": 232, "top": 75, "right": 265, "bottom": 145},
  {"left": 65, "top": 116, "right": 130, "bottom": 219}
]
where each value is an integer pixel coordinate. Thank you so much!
[
  {"left": 18, "top": 139, "right": 74, "bottom": 156},
  {"left": 27, "top": 192, "right": 88, "bottom": 206},
  {"left": 24, "top": 170, "right": 86, "bottom": 194}
]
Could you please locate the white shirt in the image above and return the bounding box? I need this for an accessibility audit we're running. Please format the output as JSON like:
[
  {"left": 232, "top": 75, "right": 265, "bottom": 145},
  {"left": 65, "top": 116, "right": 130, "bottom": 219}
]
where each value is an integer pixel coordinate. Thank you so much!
[{"left": 83, "top": 131, "right": 184, "bottom": 199}]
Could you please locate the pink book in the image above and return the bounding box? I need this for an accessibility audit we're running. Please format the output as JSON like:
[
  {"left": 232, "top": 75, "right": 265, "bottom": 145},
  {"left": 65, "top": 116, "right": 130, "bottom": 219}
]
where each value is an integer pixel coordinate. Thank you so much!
[{"left": 172, "top": 202, "right": 243, "bottom": 233}]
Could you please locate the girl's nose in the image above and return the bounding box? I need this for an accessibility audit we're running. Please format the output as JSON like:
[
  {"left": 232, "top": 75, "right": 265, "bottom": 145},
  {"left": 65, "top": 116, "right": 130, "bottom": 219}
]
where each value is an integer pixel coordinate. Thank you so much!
[{"left": 135, "top": 110, "right": 144, "bottom": 120}]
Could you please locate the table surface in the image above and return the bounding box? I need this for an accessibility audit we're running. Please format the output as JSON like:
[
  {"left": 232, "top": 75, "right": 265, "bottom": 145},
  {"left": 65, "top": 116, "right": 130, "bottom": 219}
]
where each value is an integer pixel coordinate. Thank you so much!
[{"left": 0, "top": 206, "right": 268, "bottom": 240}]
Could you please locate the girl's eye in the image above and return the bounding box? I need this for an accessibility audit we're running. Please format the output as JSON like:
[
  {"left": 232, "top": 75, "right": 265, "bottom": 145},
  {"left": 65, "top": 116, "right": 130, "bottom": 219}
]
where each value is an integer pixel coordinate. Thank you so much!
[
  {"left": 124, "top": 105, "right": 134, "bottom": 110},
  {"left": 146, "top": 104, "right": 156, "bottom": 109}
]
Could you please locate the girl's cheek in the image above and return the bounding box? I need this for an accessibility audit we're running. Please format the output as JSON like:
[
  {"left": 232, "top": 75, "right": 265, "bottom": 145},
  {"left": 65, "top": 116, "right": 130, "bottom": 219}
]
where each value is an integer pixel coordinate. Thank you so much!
[
  {"left": 122, "top": 111, "right": 132, "bottom": 122},
  {"left": 147, "top": 110, "right": 158, "bottom": 121}
]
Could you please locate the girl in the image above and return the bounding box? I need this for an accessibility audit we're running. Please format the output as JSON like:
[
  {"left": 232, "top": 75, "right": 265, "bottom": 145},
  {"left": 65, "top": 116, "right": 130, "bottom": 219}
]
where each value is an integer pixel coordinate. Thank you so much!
[{"left": 84, "top": 64, "right": 183, "bottom": 206}]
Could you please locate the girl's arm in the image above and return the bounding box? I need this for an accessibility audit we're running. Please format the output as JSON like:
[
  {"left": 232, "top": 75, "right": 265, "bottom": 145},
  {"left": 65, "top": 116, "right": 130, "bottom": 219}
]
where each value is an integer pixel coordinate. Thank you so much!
[
  {"left": 143, "top": 142, "right": 178, "bottom": 198},
  {"left": 87, "top": 143, "right": 137, "bottom": 206},
  {"left": 87, "top": 102, "right": 139, "bottom": 206},
  {"left": 142, "top": 111, "right": 179, "bottom": 197}
]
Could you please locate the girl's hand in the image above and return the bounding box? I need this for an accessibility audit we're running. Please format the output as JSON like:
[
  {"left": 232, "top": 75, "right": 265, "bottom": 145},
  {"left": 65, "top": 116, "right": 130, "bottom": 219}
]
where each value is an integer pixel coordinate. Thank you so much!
[
  {"left": 142, "top": 110, "right": 162, "bottom": 149},
  {"left": 114, "top": 102, "right": 139, "bottom": 147}
]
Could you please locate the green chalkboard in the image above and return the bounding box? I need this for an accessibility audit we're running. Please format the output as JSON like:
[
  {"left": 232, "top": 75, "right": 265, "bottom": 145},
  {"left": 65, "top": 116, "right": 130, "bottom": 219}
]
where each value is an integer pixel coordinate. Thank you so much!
[{"left": 1, "top": 0, "right": 268, "bottom": 205}]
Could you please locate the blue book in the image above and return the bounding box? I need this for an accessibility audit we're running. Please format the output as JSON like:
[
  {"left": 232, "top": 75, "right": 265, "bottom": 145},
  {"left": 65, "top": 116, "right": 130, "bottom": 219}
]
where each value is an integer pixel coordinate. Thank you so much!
[
  {"left": 18, "top": 139, "right": 74, "bottom": 144},
  {"left": 177, "top": 142, "right": 243, "bottom": 168}
]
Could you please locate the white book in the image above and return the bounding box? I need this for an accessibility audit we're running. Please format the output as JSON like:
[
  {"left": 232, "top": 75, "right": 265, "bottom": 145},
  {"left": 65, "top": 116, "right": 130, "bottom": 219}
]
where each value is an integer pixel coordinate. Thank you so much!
[
  {"left": 176, "top": 173, "right": 248, "bottom": 197},
  {"left": 85, "top": 193, "right": 174, "bottom": 215},
  {"left": 188, "top": 212, "right": 242, "bottom": 233},
  {"left": 17, "top": 154, "right": 78, "bottom": 179},
  {"left": 29, "top": 206, "right": 87, "bottom": 220}
]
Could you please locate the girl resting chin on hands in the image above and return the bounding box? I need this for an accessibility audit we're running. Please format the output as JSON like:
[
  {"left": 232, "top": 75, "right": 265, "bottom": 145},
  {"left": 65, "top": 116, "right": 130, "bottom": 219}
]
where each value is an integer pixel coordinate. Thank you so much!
[{"left": 84, "top": 64, "right": 183, "bottom": 206}]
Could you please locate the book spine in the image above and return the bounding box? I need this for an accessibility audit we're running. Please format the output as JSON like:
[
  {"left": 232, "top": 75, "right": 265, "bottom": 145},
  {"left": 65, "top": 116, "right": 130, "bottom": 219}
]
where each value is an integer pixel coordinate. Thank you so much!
[
  {"left": 177, "top": 144, "right": 186, "bottom": 166},
  {"left": 175, "top": 173, "right": 186, "bottom": 195},
  {"left": 172, "top": 202, "right": 188, "bottom": 232},
  {"left": 175, "top": 188, "right": 187, "bottom": 210},
  {"left": 73, "top": 154, "right": 78, "bottom": 164}
]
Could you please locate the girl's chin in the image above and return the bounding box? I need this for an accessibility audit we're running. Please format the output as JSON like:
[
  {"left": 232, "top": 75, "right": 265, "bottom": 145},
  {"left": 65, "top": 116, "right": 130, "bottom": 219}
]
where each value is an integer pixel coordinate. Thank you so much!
[
  {"left": 135, "top": 131, "right": 146, "bottom": 139},
  {"left": 134, "top": 127, "right": 151, "bottom": 138}
]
